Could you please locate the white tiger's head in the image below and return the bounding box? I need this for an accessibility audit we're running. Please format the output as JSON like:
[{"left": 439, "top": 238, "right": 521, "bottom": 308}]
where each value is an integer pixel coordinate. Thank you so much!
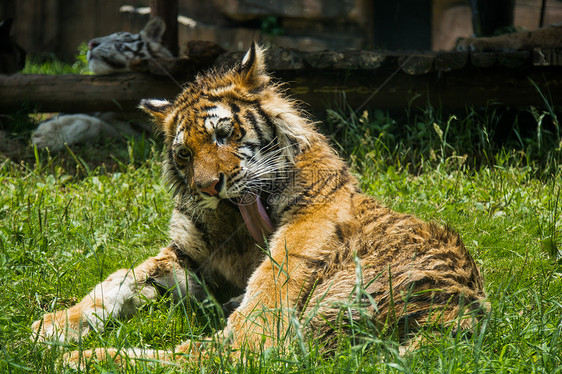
[{"left": 87, "top": 17, "right": 173, "bottom": 74}]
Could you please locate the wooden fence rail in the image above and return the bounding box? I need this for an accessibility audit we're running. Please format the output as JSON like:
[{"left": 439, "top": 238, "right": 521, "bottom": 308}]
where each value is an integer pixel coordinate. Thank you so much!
[{"left": 1, "top": 49, "right": 562, "bottom": 113}]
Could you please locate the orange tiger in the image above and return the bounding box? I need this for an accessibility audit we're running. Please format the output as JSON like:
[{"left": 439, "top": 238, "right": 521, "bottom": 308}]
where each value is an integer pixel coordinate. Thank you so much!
[{"left": 31, "top": 44, "right": 488, "bottom": 367}]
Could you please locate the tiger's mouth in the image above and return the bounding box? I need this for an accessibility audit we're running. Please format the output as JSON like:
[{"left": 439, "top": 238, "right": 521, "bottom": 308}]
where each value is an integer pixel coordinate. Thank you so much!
[{"left": 236, "top": 193, "right": 275, "bottom": 247}]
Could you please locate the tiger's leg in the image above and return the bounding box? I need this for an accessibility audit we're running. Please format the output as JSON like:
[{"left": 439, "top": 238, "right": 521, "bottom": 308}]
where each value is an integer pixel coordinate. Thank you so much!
[
  {"left": 175, "top": 217, "right": 338, "bottom": 356},
  {"left": 31, "top": 246, "right": 191, "bottom": 342}
]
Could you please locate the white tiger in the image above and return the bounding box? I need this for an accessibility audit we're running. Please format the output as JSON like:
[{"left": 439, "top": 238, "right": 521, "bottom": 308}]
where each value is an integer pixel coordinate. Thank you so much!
[
  {"left": 31, "top": 17, "right": 172, "bottom": 151},
  {"left": 87, "top": 16, "right": 172, "bottom": 74}
]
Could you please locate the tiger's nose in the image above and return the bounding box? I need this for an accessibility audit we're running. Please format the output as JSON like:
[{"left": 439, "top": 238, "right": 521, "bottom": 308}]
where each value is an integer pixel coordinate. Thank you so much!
[
  {"left": 197, "top": 174, "right": 223, "bottom": 196},
  {"left": 88, "top": 40, "right": 99, "bottom": 50},
  {"left": 198, "top": 180, "right": 219, "bottom": 196}
]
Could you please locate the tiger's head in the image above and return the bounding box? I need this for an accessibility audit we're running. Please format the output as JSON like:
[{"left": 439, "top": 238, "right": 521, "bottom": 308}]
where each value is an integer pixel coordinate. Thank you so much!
[
  {"left": 141, "top": 44, "right": 319, "bottom": 213},
  {"left": 87, "top": 17, "right": 173, "bottom": 74}
]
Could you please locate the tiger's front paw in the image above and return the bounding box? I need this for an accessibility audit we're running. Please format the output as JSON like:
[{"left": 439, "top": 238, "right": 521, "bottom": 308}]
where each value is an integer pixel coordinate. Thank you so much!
[
  {"left": 456, "top": 37, "right": 477, "bottom": 52},
  {"left": 31, "top": 120, "right": 67, "bottom": 151},
  {"left": 64, "top": 348, "right": 173, "bottom": 369},
  {"left": 31, "top": 307, "right": 91, "bottom": 342}
]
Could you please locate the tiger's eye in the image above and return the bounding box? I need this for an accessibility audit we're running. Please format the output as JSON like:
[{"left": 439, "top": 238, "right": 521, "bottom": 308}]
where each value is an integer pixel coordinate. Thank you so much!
[
  {"left": 215, "top": 123, "right": 234, "bottom": 144},
  {"left": 175, "top": 147, "right": 191, "bottom": 161}
]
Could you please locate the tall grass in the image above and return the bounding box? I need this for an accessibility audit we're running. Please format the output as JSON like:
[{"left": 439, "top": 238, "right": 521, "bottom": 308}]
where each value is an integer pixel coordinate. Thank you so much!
[{"left": 324, "top": 102, "right": 562, "bottom": 176}]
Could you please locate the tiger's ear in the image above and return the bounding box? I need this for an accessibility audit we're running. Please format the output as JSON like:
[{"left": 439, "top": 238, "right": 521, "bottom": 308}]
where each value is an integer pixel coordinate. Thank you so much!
[
  {"left": 238, "top": 42, "right": 269, "bottom": 86},
  {"left": 141, "top": 17, "right": 166, "bottom": 43},
  {"left": 139, "top": 98, "right": 172, "bottom": 123}
]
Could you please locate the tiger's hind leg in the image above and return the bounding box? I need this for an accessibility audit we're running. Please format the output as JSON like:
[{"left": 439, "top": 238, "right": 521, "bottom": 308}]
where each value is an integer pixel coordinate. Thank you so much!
[{"left": 300, "top": 265, "right": 488, "bottom": 355}]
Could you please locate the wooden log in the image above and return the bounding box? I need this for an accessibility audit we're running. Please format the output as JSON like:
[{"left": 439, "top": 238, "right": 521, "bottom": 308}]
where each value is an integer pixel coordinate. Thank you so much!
[
  {"left": 0, "top": 73, "right": 184, "bottom": 113},
  {"left": 533, "top": 48, "right": 562, "bottom": 66},
  {"left": 496, "top": 51, "right": 530, "bottom": 68},
  {"left": 303, "top": 51, "right": 347, "bottom": 69},
  {"left": 434, "top": 52, "right": 468, "bottom": 72},
  {"left": 2, "top": 56, "right": 562, "bottom": 113},
  {"left": 276, "top": 66, "right": 562, "bottom": 109},
  {"left": 470, "top": 52, "right": 496, "bottom": 67},
  {"left": 399, "top": 54, "right": 434, "bottom": 75}
]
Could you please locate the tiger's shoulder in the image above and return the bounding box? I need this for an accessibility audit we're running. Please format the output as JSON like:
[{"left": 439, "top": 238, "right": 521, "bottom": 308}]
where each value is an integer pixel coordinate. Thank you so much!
[{"left": 456, "top": 23, "right": 562, "bottom": 52}]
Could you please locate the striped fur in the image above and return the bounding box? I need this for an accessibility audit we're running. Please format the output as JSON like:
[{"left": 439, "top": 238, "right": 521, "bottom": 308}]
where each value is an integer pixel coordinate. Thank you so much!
[{"left": 31, "top": 44, "right": 487, "bottom": 367}]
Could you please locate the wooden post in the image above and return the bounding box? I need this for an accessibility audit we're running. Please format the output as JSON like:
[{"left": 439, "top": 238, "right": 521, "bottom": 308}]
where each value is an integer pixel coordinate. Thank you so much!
[
  {"left": 471, "top": 0, "right": 515, "bottom": 37},
  {"left": 539, "top": 0, "right": 547, "bottom": 28},
  {"left": 149, "top": 0, "right": 178, "bottom": 56},
  {"left": 372, "top": 0, "right": 432, "bottom": 50}
]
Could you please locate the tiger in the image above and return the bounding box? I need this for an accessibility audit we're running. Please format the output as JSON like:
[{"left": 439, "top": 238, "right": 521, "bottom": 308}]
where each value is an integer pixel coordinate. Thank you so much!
[
  {"left": 456, "top": 22, "right": 562, "bottom": 52},
  {"left": 31, "top": 44, "right": 488, "bottom": 367},
  {"left": 30, "top": 17, "right": 172, "bottom": 151}
]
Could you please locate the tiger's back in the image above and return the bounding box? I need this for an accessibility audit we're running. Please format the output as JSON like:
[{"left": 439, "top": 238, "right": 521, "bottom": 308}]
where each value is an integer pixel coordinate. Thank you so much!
[{"left": 303, "top": 192, "right": 485, "bottom": 343}]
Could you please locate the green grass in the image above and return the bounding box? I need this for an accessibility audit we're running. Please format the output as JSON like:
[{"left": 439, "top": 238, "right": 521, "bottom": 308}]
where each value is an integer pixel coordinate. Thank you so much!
[
  {"left": 1, "top": 56, "right": 562, "bottom": 372},
  {"left": 21, "top": 43, "right": 90, "bottom": 75},
  {"left": 2, "top": 113, "right": 561, "bottom": 373}
]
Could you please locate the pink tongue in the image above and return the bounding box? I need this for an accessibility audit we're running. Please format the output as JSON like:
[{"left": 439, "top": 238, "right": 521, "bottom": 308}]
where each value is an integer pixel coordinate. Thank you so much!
[{"left": 237, "top": 195, "right": 274, "bottom": 246}]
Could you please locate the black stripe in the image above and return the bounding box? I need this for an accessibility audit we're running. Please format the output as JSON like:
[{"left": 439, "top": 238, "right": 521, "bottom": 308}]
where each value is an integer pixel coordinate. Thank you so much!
[
  {"left": 279, "top": 195, "right": 306, "bottom": 217},
  {"left": 238, "top": 148, "right": 254, "bottom": 159},
  {"left": 193, "top": 218, "right": 210, "bottom": 244},
  {"left": 298, "top": 170, "right": 335, "bottom": 199},
  {"left": 169, "top": 243, "right": 200, "bottom": 271},
  {"left": 323, "top": 167, "right": 351, "bottom": 197},
  {"left": 238, "top": 123, "right": 247, "bottom": 139},
  {"left": 201, "top": 104, "right": 217, "bottom": 113},
  {"left": 242, "top": 141, "right": 261, "bottom": 150},
  {"left": 279, "top": 169, "right": 349, "bottom": 216},
  {"left": 100, "top": 55, "right": 126, "bottom": 69},
  {"left": 256, "top": 106, "right": 277, "bottom": 140},
  {"left": 244, "top": 111, "right": 266, "bottom": 146},
  {"left": 288, "top": 253, "right": 327, "bottom": 269},
  {"left": 335, "top": 223, "right": 345, "bottom": 243},
  {"left": 204, "top": 93, "right": 259, "bottom": 105},
  {"left": 145, "top": 277, "right": 169, "bottom": 296}
]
